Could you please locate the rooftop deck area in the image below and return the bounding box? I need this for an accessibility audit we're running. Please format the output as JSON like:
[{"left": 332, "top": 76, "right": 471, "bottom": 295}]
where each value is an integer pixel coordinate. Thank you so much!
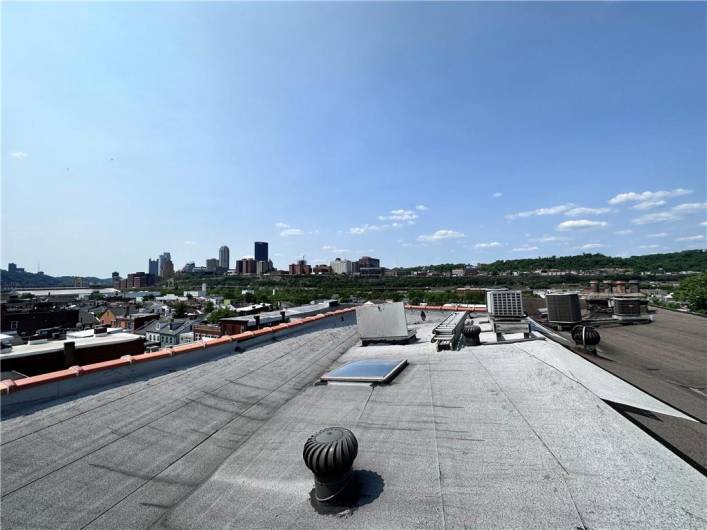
[{"left": 1, "top": 309, "right": 705, "bottom": 529}]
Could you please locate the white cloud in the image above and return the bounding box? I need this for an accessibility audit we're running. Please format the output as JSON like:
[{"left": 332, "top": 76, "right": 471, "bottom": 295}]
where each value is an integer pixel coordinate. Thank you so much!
[
  {"left": 506, "top": 203, "right": 575, "bottom": 220},
  {"left": 676, "top": 235, "right": 705, "bottom": 242},
  {"left": 632, "top": 202, "right": 707, "bottom": 225},
  {"left": 183, "top": 240, "right": 198, "bottom": 245},
  {"left": 632, "top": 212, "right": 679, "bottom": 225},
  {"left": 614, "top": 229, "right": 633, "bottom": 235},
  {"left": 378, "top": 209, "right": 418, "bottom": 222},
  {"left": 564, "top": 207, "right": 611, "bottom": 217},
  {"left": 557, "top": 219, "right": 608, "bottom": 231},
  {"left": 322, "top": 245, "right": 350, "bottom": 253},
  {"left": 492, "top": 192, "right": 503, "bottom": 198},
  {"left": 639, "top": 244, "right": 660, "bottom": 249},
  {"left": 671, "top": 202, "right": 707, "bottom": 213},
  {"left": 350, "top": 223, "right": 386, "bottom": 235},
  {"left": 280, "top": 228, "right": 304, "bottom": 237},
  {"left": 474, "top": 241, "right": 502, "bottom": 249},
  {"left": 608, "top": 188, "right": 692, "bottom": 205},
  {"left": 275, "top": 222, "right": 290, "bottom": 228},
  {"left": 10, "top": 151, "right": 28, "bottom": 160},
  {"left": 646, "top": 233, "right": 668, "bottom": 238},
  {"left": 511, "top": 245, "right": 539, "bottom": 252},
  {"left": 632, "top": 200, "right": 665, "bottom": 210},
  {"left": 418, "top": 229, "right": 465, "bottom": 242},
  {"left": 528, "top": 235, "right": 569, "bottom": 242},
  {"left": 578, "top": 243, "right": 605, "bottom": 250},
  {"left": 415, "top": 204, "right": 428, "bottom": 211},
  {"left": 700, "top": 221, "right": 707, "bottom": 227}
]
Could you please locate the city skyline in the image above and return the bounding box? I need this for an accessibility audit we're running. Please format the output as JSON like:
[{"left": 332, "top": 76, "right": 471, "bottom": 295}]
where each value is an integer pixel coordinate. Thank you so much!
[{"left": 3, "top": 2, "right": 705, "bottom": 276}]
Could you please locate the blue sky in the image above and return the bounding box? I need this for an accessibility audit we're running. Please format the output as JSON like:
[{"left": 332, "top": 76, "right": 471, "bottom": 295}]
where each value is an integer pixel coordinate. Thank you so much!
[{"left": 3, "top": 2, "right": 705, "bottom": 277}]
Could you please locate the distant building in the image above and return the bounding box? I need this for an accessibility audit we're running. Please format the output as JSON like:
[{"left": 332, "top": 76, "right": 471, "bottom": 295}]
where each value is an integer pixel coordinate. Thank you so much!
[
  {"left": 289, "top": 259, "right": 311, "bottom": 276},
  {"left": 7, "top": 263, "right": 25, "bottom": 273},
  {"left": 111, "top": 272, "right": 121, "bottom": 289},
  {"left": 359, "top": 267, "right": 383, "bottom": 277},
  {"left": 330, "top": 258, "right": 353, "bottom": 275},
  {"left": 74, "top": 277, "right": 83, "bottom": 287},
  {"left": 358, "top": 256, "right": 380, "bottom": 269},
  {"left": 114, "top": 312, "right": 159, "bottom": 332},
  {"left": 148, "top": 258, "right": 159, "bottom": 277},
  {"left": 256, "top": 260, "right": 268, "bottom": 276},
  {"left": 144, "top": 319, "right": 196, "bottom": 347},
  {"left": 192, "top": 323, "right": 223, "bottom": 340},
  {"left": 313, "top": 264, "right": 331, "bottom": 275},
  {"left": 1, "top": 304, "right": 80, "bottom": 336},
  {"left": 219, "top": 246, "right": 230, "bottom": 270},
  {"left": 159, "top": 252, "right": 174, "bottom": 279},
  {"left": 237, "top": 258, "right": 257, "bottom": 275},
  {"left": 254, "top": 242, "right": 269, "bottom": 263},
  {"left": 120, "top": 272, "right": 157, "bottom": 289},
  {"left": 206, "top": 258, "right": 219, "bottom": 272},
  {"left": 182, "top": 262, "right": 195, "bottom": 273}
]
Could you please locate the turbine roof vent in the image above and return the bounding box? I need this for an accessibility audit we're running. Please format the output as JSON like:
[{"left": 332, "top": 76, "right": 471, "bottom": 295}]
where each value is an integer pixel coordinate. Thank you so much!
[{"left": 303, "top": 427, "right": 358, "bottom": 503}]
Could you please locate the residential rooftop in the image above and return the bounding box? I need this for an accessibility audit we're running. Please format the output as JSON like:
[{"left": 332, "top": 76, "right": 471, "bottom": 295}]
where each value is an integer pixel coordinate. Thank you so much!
[
  {"left": 1, "top": 307, "right": 704, "bottom": 529},
  {"left": 0, "top": 331, "right": 143, "bottom": 360}
]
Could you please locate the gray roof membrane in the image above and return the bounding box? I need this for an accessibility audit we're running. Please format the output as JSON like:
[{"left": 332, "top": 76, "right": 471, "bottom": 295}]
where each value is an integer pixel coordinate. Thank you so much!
[{"left": 1, "top": 311, "right": 706, "bottom": 529}]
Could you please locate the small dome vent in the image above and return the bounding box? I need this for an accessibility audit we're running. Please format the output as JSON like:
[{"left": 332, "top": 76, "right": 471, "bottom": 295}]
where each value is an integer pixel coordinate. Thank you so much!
[
  {"left": 303, "top": 427, "right": 358, "bottom": 503},
  {"left": 571, "top": 325, "right": 600, "bottom": 353}
]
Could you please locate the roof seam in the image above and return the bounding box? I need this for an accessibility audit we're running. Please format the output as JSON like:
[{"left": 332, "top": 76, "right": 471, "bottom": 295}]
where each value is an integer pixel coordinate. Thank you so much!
[
  {"left": 2, "top": 325, "right": 355, "bottom": 447},
  {"left": 470, "top": 348, "right": 572, "bottom": 475},
  {"left": 81, "top": 329, "right": 360, "bottom": 529},
  {"left": 427, "top": 355, "right": 448, "bottom": 530}
]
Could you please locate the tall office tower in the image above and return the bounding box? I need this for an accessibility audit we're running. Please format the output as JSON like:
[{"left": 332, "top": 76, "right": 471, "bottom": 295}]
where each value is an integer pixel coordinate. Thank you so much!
[
  {"left": 219, "top": 246, "right": 230, "bottom": 270},
  {"left": 254, "top": 242, "right": 268, "bottom": 263},
  {"left": 159, "top": 252, "right": 172, "bottom": 278},
  {"left": 148, "top": 258, "right": 159, "bottom": 277}
]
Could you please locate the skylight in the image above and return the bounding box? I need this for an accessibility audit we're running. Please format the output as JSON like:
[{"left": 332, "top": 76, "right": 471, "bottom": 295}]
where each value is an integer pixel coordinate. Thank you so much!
[{"left": 321, "top": 359, "right": 407, "bottom": 383}]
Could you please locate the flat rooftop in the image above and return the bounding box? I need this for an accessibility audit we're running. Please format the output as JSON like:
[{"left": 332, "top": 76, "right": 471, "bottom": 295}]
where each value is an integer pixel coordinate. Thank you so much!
[
  {"left": 556, "top": 307, "right": 707, "bottom": 471},
  {"left": 0, "top": 332, "right": 144, "bottom": 360},
  {"left": 1, "top": 310, "right": 705, "bottom": 529}
]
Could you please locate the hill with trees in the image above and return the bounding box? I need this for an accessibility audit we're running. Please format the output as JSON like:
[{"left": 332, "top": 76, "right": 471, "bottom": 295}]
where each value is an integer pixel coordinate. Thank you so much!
[
  {"left": 475, "top": 250, "right": 707, "bottom": 274},
  {"left": 0, "top": 269, "right": 111, "bottom": 289}
]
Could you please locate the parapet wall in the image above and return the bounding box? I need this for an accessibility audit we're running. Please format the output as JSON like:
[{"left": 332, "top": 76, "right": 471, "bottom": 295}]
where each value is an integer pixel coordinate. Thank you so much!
[{"left": 1, "top": 308, "right": 357, "bottom": 411}]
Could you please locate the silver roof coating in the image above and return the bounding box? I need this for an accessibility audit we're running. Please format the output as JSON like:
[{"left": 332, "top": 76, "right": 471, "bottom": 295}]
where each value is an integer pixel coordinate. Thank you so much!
[{"left": 1, "top": 311, "right": 705, "bottom": 529}]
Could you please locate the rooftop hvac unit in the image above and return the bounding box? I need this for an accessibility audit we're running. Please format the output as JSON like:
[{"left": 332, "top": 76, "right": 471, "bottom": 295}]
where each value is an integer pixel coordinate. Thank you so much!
[
  {"left": 613, "top": 298, "right": 641, "bottom": 317},
  {"left": 486, "top": 290, "right": 524, "bottom": 319},
  {"left": 546, "top": 293, "right": 582, "bottom": 324}
]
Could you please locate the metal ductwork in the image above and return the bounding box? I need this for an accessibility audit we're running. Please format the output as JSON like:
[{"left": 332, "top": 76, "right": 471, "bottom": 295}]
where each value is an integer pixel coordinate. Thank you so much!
[{"left": 303, "top": 427, "right": 358, "bottom": 504}]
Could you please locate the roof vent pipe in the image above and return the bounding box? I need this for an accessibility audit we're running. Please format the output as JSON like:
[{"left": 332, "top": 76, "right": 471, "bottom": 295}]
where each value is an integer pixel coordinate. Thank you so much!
[{"left": 303, "top": 427, "right": 358, "bottom": 504}]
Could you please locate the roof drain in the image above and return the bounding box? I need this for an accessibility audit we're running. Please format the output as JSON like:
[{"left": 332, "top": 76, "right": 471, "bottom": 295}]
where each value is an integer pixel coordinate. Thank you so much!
[{"left": 303, "top": 427, "right": 358, "bottom": 504}]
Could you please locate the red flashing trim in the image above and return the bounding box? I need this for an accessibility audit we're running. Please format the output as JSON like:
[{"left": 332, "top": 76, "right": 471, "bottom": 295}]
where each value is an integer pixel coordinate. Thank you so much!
[
  {"left": 82, "top": 358, "right": 132, "bottom": 374},
  {"left": 3, "top": 308, "right": 353, "bottom": 394}
]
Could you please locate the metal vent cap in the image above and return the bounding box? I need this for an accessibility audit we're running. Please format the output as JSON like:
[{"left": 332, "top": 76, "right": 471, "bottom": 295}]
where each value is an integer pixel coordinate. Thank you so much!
[{"left": 303, "top": 427, "right": 358, "bottom": 503}]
